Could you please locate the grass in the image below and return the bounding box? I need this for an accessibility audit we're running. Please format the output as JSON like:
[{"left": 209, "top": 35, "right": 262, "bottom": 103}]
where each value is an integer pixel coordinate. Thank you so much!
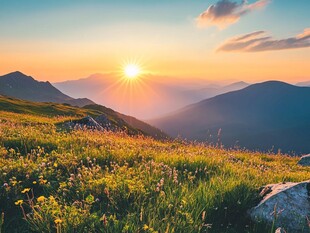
[{"left": 0, "top": 111, "right": 309, "bottom": 233}]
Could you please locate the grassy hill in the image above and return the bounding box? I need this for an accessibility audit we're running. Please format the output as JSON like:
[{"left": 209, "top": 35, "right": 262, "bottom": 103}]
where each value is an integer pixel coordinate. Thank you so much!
[
  {"left": 0, "top": 108, "right": 309, "bottom": 232},
  {"left": 0, "top": 95, "right": 167, "bottom": 139}
]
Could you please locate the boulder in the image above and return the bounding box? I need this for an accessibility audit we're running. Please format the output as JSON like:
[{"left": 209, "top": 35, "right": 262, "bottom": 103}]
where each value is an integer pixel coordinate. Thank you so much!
[
  {"left": 95, "top": 114, "right": 112, "bottom": 130},
  {"left": 298, "top": 154, "right": 310, "bottom": 166},
  {"left": 249, "top": 180, "right": 310, "bottom": 233},
  {"left": 65, "top": 116, "right": 104, "bottom": 131}
]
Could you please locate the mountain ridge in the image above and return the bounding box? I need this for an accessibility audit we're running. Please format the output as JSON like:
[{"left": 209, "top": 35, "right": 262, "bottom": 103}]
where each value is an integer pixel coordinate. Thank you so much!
[
  {"left": 149, "top": 81, "right": 310, "bottom": 154},
  {"left": 0, "top": 71, "right": 95, "bottom": 107}
]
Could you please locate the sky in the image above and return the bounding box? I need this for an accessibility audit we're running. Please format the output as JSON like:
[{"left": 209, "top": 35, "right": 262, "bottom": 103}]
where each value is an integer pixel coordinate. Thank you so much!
[{"left": 0, "top": 0, "right": 309, "bottom": 83}]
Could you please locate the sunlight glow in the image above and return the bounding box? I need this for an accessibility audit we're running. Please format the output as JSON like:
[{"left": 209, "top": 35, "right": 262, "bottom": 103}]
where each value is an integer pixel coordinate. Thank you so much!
[{"left": 124, "top": 64, "right": 140, "bottom": 79}]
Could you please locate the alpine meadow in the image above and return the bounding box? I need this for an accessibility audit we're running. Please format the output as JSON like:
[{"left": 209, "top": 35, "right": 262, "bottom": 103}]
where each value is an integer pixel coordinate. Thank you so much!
[{"left": 1, "top": 0, "right": 310, "bottom": 233}]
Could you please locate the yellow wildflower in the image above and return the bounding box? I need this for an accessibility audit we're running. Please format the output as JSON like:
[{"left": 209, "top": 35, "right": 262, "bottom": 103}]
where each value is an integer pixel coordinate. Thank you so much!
[
  {"left": 33, "top": 181, "right": 37, "bottom": 184},
  {"left": 37, "top": 196, "right": 45, "bottom": 202},
  {"left": 15, "top": 200, "right": 23, "bottom": 205},
  {"left": 39, "top": 179, "right": 47, "bottom": 185},
  {"left": 143, "top": 224, "right": 149, "bottom": 230},
  {"left": 21, "top": 188, "right": 30, "bottom": 193},
  {"left": 53, "top": 162, "right": 58, "bottom": 168},
  {"left": 54, "top": 218, "right": 62, "bottom": 224}
]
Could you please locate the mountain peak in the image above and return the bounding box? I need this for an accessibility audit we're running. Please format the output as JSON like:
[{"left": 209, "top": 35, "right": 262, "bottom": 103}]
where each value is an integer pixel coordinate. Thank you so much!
[
  {"left": 2, "top": 71, "right": 35, "bottom": 81},
  {"left": 0, "top": 71, "right": 95, "bottom": 107},
  {"left": 244, "top": 80, "right": 295, "bottom": 91}
]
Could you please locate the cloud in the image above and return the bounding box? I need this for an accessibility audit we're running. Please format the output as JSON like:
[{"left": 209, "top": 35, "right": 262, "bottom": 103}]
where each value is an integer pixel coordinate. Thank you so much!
[
  {"left": 217, "top": 28, "right": 310, "bottom": 52},
  {"left": 197, "top": 0, "right": 270, "bottom": 29}
]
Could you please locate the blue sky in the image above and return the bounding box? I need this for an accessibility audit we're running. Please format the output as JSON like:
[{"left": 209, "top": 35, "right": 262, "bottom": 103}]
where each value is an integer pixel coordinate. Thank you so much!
[{"left": 0, "top": 0, "right": 309, "bottom": 82}]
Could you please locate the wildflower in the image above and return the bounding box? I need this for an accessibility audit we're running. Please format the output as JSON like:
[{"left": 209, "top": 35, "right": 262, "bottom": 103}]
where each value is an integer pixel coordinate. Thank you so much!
[
  {"left": 33, "top": 181, "right": 37, "bottom": 184},
  {"left": 202, "top": 211, "right": 206, "bottom": 221},
  {"left": 143, "top": 224, "right": 149, "bottom": 230},
  {"left": 37, "top": 196, "right": 45, "bottom": 202},
  {"left": 53, "top": 162, "right": 58, "bottom": 168},
  {"left": 21, "top": 188, "right": 30, "bottom": 193},
  {"left": 15, "top": 200, "right": 23, "bottom": 205},
  {"left": 100, "top": 214, "right": 107, "bottom": 226},
  {"left": 54, "top": 218, "right": 62, "bottom": 224},
  {"left": 39, "top": 179, "right": 47, "bottom": 185}
]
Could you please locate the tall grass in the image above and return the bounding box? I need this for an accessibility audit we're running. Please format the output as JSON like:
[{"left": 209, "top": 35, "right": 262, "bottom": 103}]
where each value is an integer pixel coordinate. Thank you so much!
[{"left": 0, "top": 112, "right": 309, "bottom": 232}]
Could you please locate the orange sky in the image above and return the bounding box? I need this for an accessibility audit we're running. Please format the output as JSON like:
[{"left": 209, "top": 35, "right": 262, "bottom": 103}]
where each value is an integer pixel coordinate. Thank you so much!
[{"left": 0, "top": 1, "right": 309, "bottom": 84}]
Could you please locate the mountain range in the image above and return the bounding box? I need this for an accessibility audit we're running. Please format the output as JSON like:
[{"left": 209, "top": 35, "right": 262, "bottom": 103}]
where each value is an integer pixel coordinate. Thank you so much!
[
  {"left": 54, "top": 73, "right": 249, "bottom": 119},
  {"left": 149, "top": 81, "right": 310, "bottom": 154},
  {"left": 0, "top": 71, "right": 167, "bottom": 139},
  {"left": 0, "top": 71, "right": 94, "bottom": 107}
]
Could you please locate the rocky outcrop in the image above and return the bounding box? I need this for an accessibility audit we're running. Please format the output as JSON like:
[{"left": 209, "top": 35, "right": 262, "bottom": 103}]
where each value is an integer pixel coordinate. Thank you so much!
[
  {"left": 64, "top": 116, "right": 104, "bottom": 131},
  {"left": 95, "top": 114, "right": 113, "bottom": 130},
  {"left": 298, "top": 154, "right": 310, "bottom": 166},
  {"left": 249, "top": 180, "right": 310, "bottom": 233}
]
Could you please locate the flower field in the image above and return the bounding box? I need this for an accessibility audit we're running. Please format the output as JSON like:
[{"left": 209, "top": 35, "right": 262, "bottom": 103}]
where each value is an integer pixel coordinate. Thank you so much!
[{"left": 0, "top": 111, "right": 309, "bottom": 233}]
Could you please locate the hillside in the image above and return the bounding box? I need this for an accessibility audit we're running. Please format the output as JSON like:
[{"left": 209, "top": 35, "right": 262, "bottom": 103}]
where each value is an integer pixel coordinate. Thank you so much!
[
  {"left": 0, "top": 95, "right": 167, "bottom": 139},
  {"left": 0, "top": 71, "right": 94, "bottom": 107},
  {"left": 149, "top": 81, "right": 310, "bottom": 154},
  {"left": 0, "top": 111, "right": 309, "bottom": 233},
  {"left": 82, "top": 104, "right": 168, "bottom": 140}
]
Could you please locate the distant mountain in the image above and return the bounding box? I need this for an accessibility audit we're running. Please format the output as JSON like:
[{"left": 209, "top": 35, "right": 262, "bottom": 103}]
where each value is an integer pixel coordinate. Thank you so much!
[
  {"left": 149, "top": 81, "right": 310, "bottom": 154},
  {"left": 0, "top": 71, "right": 94, "bottom": 107},
  {"left": 181, "top": 81, "right": 249, "bottom": 104},
  {"left": 54, "top": 73, "right": 249, "bottom": 119},
  {"left": 296, "top": 81, "right": 310, "bottom": 87}
]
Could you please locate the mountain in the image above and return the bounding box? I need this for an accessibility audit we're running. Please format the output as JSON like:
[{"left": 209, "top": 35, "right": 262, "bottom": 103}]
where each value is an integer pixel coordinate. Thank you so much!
[
  {"left": 181, "top": 81, "right": 249, "bottom": 104},
  {"left": 0, "top": 94, "right": 167, "bottom": 139},
  {"left": 149, "top": 81, "right": 310, "bottom": 154},
  {"left": 54, "top": 73, "right": 249, "bottom": 119},
  {"left": 296, "top": 81, "right": 310, "bottom": 87},
  {"left": 0, "top": 71, "right": 94, "bottom": 107}
]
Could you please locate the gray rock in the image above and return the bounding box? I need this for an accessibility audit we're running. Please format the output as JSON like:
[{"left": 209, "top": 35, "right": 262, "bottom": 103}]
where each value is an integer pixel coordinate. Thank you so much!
[
  {"left": 95, "top": 114, "right": 112, "bottom": 130},
  {"left": 65, "top": 116, "right": 104, "bottom": 131},
  {"left": 298, "top": 154, "right": 310, "bottom": 166},
  {"left": 249, "top": 180, "right": 310, "bottom": 233}
]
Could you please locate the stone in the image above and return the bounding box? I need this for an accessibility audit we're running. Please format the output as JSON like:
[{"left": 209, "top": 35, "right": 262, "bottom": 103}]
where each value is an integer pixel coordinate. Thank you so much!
[
  {"left": 95, "top": 114, "right": 112, "bottom": 130},
  {"left": 65, "top": 116, "right": 104, "bottom": 131},
  {"left": 298, "top": 154, "right": 310, "bottom": 166},
  {"left": 249, "top": 180, "right": 310, "bottom": 233}
]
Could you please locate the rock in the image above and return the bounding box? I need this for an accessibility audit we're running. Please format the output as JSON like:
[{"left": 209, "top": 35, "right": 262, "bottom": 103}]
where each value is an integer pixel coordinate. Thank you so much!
[
  {"left": 298, "top": 154, "right": 310, "bottom": 166},
  {"left": 249, "top": 180, "right": 310, "bottom": 233},
  {"left": 95, "top": 114, "right": 112, "bottom": 130},
  {"left": 65, "top": 116, "right": 104, "bottom": 131}
]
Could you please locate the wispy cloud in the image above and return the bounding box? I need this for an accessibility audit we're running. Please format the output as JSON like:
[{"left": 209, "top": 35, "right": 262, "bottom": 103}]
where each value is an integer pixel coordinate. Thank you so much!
[
  {"left": 196, "top": 0, "right": 270, "bottom": 29},
  {"left": 217, "top": 28, "right": 310, "bottom": 52}
]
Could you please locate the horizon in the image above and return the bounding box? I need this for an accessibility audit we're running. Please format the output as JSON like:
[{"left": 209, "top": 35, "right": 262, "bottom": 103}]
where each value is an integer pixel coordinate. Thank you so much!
[{"left": 0, "top": 0, "right": 309, "bottom": 83}]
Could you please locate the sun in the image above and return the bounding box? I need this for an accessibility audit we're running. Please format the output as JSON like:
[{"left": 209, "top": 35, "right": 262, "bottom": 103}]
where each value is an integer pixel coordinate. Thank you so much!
[{"left": 124, "top": 64, "right": 140, "bottom": 79}]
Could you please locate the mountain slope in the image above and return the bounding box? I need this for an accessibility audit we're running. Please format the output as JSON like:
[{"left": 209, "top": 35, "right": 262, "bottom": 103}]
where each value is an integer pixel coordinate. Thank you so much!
[
  {"left": 149, "top": 81, "right": 310, "bottom": 154},
  {"left": 83, "top": 104, "right": 168, "bottom": 140},
  {"left": 0, "top": 71, "right": 94, "bottom": 107},
  {"left": 0, "top": 95, "right": 167, "bottom": 139},
  {"left": 296, "top": 81, "right": 310, "bottom": 87}
]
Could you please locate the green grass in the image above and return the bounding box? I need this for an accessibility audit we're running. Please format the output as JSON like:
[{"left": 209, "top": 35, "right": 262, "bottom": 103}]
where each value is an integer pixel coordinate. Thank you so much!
[
  {"left": 0, "top": 95, "right": 167, "bottom": 139},
  {"left": 0, "top": 111, "right": 309, "bottom": 233}
]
